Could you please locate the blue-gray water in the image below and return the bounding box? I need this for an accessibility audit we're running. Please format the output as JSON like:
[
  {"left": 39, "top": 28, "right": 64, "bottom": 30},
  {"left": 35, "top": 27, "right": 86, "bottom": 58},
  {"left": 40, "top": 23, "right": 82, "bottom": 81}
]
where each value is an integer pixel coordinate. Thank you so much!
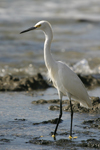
[
  {"left": 0, "top": 0, "right": 100, "bottom": 149},
  {"left": 0, "top": 88, "right": 100, "bottom": 150},
  {"left": 0, "top": 0, "right": 100, "bottom": 76}
]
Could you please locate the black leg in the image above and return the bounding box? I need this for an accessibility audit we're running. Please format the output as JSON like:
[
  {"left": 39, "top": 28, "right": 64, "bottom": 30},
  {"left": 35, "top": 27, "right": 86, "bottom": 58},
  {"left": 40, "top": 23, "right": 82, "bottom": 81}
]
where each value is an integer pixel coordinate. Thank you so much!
[
  {"left": 70, "top": 99, "right": 73, "bottom": 137},
  {"left": 53, "top": 99, "right": 62, "bottom": 136}
]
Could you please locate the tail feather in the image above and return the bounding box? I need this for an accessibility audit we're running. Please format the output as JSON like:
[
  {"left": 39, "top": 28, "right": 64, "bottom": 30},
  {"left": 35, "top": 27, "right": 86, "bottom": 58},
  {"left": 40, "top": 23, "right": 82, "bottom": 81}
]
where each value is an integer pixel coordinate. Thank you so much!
[{"left": 80, "top": 97, "right": 92, "bottom": 108}]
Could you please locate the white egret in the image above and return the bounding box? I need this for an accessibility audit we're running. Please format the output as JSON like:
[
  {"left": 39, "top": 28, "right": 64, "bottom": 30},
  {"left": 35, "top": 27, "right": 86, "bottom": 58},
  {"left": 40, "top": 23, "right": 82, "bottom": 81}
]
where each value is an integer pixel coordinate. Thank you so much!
[{"left": 20, "top": 20, "right": 92, "bottom": 139}]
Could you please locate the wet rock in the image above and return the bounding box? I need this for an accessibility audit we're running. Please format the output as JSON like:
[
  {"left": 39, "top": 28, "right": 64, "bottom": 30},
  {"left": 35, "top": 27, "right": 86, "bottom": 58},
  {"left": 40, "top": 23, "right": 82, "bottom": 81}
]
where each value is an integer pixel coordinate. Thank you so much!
[
  {"left": 0, "top": 73, "right": 100, "bottom": 91},
  {"left": 1, "top": 73, "right": 100, "bottom": 91},
  {"left": 59, "top": 132, "right": 69, "bottom": 136},
  {"left": 78, "top": 74, "right": 98, "bottom": 87},
  {"left": 0, "top": 74, "right": 50, "bottom": 91},
  {"left": 49, "top": 105, "right": 60, "bottom": 110},
  {"left": 82, "top": 117, "right": 100, "bottom": 129},
  {"left": 32, "top": 97, "right": 100, "bottom": 114},
  {"left": 33, "top": 118, "right": 63, "bottom": 125},
  {"left": 48, "top": 99, "right": 67, "bottom": 104},
  {"left": 92, "top": 96, "right": 100, "bottom": 105},
  {"left": 32, "top": 99, "right": 64, "bottom": 104},
  {"left": 91, "top": 97, "right": 100, "bottom": 114},
  {"left": 37, "top": 73, "right": 43, "bottom": 80},
  {"left": 32, "top": 99, "right": 47, "bottom": 104},
  {"left": 55, "top": 139, "right": 74, "bottom": 147},
  {"left": 48, "top": 99, "right": 60, "bottom": 103},
  {"left": 80, "top": 139, "right": 100, "bottom": 148},
  {"left": 83, "top": 119, "right": 94, "bottom": 124},
  {"left": 2, "top": 74, "right": 13, "bottom": 82},
  {"left": 28, "top": 136, "right": 100, "bottom": 149},
  {"left": 0, "top": 138, "right": 10, "bottom": 143},
  {"left": 48, "top": 118, "right": 63, "bottom": 124},
  {"left": 63, "top": 96, "right": 100, "bottom": 114},
  {"left": 87, "top": 139, "right": 100, "bottom": 148},
  {"left": 29, "top": 138, "right": 73, "bottom": 147},
  {"left": 63, "top": 101, "right": 89, "bottom": 113},
  {"left": 14, "top": 118, "right": 26, "bottom": 121},
  {"left": 29, "top": 137, "right": 76, "bottom": 149},
  {"left": 29, "top": 139, "right": 53, "bottom": 145},
  {"left": 77, "top": 18, "right": 94, "bottom": 23},
  {"left": 63, "top": 97, "right": 100, "bottom": 114}
]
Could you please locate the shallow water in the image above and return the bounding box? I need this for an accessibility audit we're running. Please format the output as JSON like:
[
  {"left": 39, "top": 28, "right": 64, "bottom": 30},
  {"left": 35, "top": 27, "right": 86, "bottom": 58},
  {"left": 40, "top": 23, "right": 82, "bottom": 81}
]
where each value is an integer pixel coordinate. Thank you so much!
[
  {"left": 0, "top": 88, "right": 100, "bottom": 150},
  {"left": 0, "top": 1, "right": 100, "bottom": 149},
  {"left": 0, "top": 0, "right": 100, "bottom": 76}
]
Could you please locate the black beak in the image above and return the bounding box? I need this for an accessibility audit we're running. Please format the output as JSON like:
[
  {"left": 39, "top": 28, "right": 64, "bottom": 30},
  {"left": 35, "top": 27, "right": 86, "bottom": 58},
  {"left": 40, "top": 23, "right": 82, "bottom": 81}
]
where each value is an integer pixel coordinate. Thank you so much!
[{"left": 20, "top": 26, "right": 37, "bottom": 34}]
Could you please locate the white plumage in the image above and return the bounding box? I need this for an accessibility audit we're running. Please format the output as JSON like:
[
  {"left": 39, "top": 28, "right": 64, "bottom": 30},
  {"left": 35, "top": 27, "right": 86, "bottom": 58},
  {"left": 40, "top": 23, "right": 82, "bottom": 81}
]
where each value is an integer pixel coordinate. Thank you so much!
[{"left": 20, "top": 20, "right": 92, "bottom": 138}]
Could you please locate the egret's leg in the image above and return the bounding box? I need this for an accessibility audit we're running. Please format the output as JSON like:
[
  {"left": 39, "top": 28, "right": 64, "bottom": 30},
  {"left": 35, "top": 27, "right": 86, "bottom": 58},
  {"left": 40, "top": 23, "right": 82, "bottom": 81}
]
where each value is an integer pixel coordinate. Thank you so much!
[
  {"left": 52, "top": 92, "right": 63, "bottom": 137},
  {"left": 69, "top": 99, "right": 73, "bottom": 138},
  {"left": 53, "top": 100, "right": 62, "bottom": 136}
]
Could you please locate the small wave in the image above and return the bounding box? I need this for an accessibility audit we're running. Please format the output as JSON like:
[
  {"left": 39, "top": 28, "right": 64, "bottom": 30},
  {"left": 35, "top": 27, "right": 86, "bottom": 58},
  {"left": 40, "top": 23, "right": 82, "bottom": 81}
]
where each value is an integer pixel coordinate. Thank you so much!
[
  {"left": 0, "top": 59, "right": 100, "bottom": 77},
  {"left": 0, "top": 64, "right": 38, "bottom": 77},
  {"left": 73, "top": 59, "right": 100, "bottom": 75}
]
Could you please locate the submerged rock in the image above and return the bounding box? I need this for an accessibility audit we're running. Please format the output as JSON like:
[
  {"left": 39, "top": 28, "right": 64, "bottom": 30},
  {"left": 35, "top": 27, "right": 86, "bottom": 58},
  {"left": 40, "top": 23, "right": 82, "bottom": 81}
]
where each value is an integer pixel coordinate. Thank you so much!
[
  {"left": 29, "top": 136, "right": 100, "bottom": 149},
  {"left": 32, "top": 99, "right": 47, "bottom": 104},
  {"left": 32, "top": 97, "right": 100, "bottom": 114},
  {"left": 29, "top": 137, "right": 74, "bottom": 147},
  {"left": 0, "top": 138, "right": 10, "bottom": 144},
  {"left": 49, "top": 105, "right": 60, "bottom": 110},
  {"left": 53, "top": 96, "right": 100, "bottom": 114},
  {"left": 29, "top": 139, "right": 53, "bottom": 145},
  {"left": 33, "top": 118, "right": 63, "bottom": 125},
  {"left": 82, "top": 117, "right": 100, "bottom": 129},
  {"left": 80, "top": 139, "right": 100, "bottom": 148},
  {"left": 32, "top": 99, "right": 67, "bottom": 104},
  {"left": 14, "top": 118, "right": 26, "bottom": 121}
]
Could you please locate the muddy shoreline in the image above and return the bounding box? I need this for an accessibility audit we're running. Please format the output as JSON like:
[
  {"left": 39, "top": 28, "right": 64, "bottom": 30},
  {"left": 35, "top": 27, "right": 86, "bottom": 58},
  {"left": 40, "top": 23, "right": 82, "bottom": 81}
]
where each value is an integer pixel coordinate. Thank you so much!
[{"left": 0, "top": 73, "right": 100, "bottom": 91}]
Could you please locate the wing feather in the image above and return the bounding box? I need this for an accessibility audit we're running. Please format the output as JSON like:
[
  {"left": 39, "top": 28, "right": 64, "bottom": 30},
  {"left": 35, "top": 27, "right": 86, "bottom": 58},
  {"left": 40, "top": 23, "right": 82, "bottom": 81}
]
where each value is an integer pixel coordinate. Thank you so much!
[{"left": 57, "top": 61, "right": 92, "bottom": 108}]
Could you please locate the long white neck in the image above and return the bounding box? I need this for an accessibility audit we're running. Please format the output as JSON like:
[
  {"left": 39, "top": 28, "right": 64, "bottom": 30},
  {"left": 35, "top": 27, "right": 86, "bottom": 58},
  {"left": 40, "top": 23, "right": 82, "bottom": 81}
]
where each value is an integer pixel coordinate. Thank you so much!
[{"left": 43, "top": 25, "right": 56, "bottom": 70}]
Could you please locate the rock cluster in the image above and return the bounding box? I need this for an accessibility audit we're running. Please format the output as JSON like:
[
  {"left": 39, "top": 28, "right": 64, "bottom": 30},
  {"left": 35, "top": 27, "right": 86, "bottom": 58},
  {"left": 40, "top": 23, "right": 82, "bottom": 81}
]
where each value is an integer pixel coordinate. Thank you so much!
[{"left": 0, "top": 73, "right": 50, "bottom": 91}]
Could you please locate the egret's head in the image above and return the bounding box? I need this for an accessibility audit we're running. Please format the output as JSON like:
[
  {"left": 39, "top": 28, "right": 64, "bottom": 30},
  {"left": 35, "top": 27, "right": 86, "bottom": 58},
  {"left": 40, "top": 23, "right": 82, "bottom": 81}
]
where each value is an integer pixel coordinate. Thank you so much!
[{"left": 20, "top": 20, "right": 51, "bottom": 34}]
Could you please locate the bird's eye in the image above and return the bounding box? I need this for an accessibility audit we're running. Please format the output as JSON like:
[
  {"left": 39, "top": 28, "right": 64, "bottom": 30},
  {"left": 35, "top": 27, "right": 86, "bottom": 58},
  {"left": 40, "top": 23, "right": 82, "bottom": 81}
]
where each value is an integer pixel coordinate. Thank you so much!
[{"left": 35, "top": 24, "right": 41, "bottom": 28}]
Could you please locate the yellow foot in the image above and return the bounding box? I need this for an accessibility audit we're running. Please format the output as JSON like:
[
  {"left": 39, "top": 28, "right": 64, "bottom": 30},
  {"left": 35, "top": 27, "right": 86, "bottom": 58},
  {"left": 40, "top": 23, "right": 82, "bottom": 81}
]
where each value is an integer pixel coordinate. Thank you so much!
[
  {"left": 69, "top": 135, "right": 72, "bottom": 139},
  {"left": 52, "top": 134, "right": 55, "bottom": 138},
  {"left": 40, "top": 135, "right": 43, "bottom": 137},
  {"left": 73, "top": 136, "right": 78, "bottom": 139},
  {"left": 69, "top": 135, "right": 78, "bottom": 139}
]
